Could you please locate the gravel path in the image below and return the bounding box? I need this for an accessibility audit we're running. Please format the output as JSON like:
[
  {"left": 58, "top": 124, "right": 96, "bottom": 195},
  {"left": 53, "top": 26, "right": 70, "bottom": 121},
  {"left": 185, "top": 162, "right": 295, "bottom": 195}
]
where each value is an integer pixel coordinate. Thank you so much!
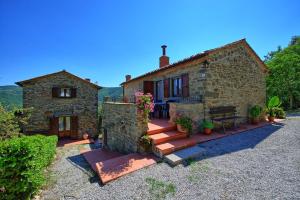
[{"left": 41, "top": 118, "right": 300, "bottom": 200}]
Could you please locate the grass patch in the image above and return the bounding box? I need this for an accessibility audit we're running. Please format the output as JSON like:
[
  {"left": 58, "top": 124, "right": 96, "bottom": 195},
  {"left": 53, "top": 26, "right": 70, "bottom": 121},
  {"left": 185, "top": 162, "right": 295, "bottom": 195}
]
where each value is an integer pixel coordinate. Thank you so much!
[
  {"left": 187, "top": 160, "right": 211, "bottom": 183},
  {"left": 145, "top": 177, "right": 176, "bottom": 200}
]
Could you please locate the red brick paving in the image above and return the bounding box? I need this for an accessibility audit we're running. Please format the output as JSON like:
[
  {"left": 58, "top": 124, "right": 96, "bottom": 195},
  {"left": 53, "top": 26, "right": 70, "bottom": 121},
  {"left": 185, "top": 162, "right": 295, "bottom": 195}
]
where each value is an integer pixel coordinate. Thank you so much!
[
  {"left": 57, "top": 138, "right": 94, "bottom": 147},
  {"left": 153, "top": 119, "right": 285, "bottom": 156},
  {"left": 96, "top": 153, "right": 157, "bottom": 184},
  {"left": 81, "top": 149, "right": 123, "bottom": 172}
]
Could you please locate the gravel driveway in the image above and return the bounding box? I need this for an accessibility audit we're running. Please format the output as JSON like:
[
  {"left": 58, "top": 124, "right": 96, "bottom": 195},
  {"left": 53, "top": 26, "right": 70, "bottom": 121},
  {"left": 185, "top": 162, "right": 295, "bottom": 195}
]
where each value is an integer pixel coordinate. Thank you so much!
[{"left": 41, "top": 118, "right": 300, "bottom": 200}]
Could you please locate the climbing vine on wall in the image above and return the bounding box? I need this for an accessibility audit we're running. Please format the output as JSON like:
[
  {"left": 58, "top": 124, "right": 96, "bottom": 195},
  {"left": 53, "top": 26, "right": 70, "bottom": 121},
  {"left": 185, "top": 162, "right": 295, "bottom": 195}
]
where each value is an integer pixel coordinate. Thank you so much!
[{"left": 135, "top": 92, "right": 154, "bottom": 123}]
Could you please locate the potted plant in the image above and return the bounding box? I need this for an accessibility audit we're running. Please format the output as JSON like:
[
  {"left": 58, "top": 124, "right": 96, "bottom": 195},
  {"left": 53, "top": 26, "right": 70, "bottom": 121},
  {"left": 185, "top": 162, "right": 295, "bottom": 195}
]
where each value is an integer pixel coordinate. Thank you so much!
[
  {"left": 266, "top": 96, "right": 281, "bottom": 122},
  {"left": 83, "top": 132, "right": 89, "bottom": 140},
  {"left": 200, "top": 120, "right": 214, "bottom": 135},
  {"left": 249, "top": 105, "right": 262, "bottom": 124},
  {"left": 139, "top": 135, "right": 152, "bottom": 153},
  {"left": 175, "top": 116, "right": 193, "bottom": 135}
]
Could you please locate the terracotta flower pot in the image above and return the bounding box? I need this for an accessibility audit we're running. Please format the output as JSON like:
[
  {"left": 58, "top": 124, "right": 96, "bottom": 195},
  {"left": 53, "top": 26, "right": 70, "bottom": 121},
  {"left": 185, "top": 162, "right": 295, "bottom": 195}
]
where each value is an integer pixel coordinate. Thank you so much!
[
  {"left": 268, "top": 116, "right": 275, "bottom": 122},
  {"left": 204, "top": 128, "right": 212, "bottom": 135},
  {"left": 83, "top": 133, "right": 89, "bottom": 140},
  {"left": 177, "top": 124, "right": 188, "bottom": 133},
  {"left": 251, "top": 118, "right": 260, "bottom": 125}
]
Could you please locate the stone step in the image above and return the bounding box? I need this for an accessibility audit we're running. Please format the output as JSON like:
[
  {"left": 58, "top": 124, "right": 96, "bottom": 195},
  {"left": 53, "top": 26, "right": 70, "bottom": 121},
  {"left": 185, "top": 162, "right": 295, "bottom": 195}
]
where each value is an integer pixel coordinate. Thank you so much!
[
  {"left": 148, "top": 130, "right": 187, "bottom": 145},
  {"left": 95, "top": 153, "right": 157, "bottom": 184},
  {"left": 164, "top": 146, "right": 206, "bottom": 166},
  {"left": 154, "top": 137, "right": 198, "bottom": 157}
]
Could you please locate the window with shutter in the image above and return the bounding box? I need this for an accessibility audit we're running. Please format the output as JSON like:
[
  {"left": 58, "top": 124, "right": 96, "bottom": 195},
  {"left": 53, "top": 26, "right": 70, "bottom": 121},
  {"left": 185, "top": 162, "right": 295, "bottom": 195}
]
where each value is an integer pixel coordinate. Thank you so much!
[
  {"left": 71, "top": 88, "right": 76, "bottom": 98},
  {"left": 143, "top": 81, "right": 154, "bottom": 95},
  {"left": 52, "top": 87, "right": 59, "bottom": 97},
  {"left": 182, "top": 74, "right": 189, "bottom": 97},
  {"left": 172, "top": 77, "right": 182, "bottom": 97},
  {"left": 164, "top": 78, "right": 170, "bottom": 98}
]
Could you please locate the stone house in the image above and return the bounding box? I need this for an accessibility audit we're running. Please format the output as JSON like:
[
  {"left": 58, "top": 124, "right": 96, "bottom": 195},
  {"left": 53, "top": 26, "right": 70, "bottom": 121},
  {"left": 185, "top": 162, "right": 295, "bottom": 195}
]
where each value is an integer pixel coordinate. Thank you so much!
[
  {"left": 121, "top": 39, "right": 267, "bottom": 131},
  {"left": 16, "top": 70, "right": 101, "bottom": 139}
]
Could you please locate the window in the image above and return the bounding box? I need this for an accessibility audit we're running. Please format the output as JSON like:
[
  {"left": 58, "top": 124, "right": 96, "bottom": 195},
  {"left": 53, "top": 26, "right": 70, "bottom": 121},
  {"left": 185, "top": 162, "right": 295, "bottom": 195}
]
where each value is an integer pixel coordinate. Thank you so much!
[
  {"left": 156, "top": 80, "right": 164, "bottom": 102},
  {"left": 172, "top": 77, "right": 182, "bottom": 97},
  {"left": 60, "top": 88, "right": 71, "bottom": 97},
  {"left": 52, "top": 87, "right": 76, "bottom": 98},
  {"left": 58, "top": 116, "right": 71, "bottom": 131}
]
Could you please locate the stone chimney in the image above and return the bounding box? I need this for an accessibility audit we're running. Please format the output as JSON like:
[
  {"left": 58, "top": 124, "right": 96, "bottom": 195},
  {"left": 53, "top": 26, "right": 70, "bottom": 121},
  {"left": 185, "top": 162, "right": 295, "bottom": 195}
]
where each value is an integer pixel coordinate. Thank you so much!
[
  {"left": 125, "top": 75, "right": 131, "bottom": 81},
  {"left": 85, "top": 78, "right": 91, "bottom": 82},
  {"left": 159, "top": 45, "right": 169, "bottom": 68}
]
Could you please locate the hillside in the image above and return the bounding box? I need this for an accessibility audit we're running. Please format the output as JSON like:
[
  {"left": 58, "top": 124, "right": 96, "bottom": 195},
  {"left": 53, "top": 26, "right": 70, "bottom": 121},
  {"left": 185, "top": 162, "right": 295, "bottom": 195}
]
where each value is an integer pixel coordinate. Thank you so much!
[
  {"left": 0, "top": 85, "right": 23, "bottom": 108},
  {"left": 0, "top": 85, "right": 122, "bottom": 109},
  {"left": 98, "top": 87, "right": 123, "bottom": 102}
]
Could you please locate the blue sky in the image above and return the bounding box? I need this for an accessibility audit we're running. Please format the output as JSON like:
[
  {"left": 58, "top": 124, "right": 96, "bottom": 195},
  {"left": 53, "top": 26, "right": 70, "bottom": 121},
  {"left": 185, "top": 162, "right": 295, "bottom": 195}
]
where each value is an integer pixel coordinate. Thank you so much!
[{"left": 0, "top": 0, "right": 299, "bottom": 87}]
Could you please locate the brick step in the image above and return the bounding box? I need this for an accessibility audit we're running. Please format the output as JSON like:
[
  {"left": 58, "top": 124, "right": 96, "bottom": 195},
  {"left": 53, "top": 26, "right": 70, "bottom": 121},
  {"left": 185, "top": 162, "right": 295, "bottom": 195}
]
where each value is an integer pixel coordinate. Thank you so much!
[
  {"left": 147, "top": 120, "right": 177, "bottom": 135},
  {"left": 95, "top": 153, "right": 157, "bottom": 184},
  {"left": 154, "top": 137, "right": 198, "bottom": 157},
  {"left": 164, "top": 146, "right": 206, "bottom": 166},
  {"left": 147, "top": 125, "right": 177, "bottom": 135},
  {"left": 148, "top": 131, "right": 187, "bottom": 145}
]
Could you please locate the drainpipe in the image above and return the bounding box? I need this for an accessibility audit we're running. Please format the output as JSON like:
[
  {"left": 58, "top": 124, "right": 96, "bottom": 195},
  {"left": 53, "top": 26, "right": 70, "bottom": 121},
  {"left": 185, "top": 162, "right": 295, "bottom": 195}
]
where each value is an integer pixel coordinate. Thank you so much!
[{"left": 202, "top": 59, "right": 209, "bottom": 121}]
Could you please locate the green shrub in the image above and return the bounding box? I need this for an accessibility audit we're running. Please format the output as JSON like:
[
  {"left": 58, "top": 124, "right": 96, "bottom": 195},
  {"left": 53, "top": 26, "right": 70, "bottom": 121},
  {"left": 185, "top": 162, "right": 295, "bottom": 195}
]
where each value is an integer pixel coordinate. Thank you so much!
[
  {"left": 249, "top": 105, "right": 262, "bottom": 119},
  {"left": 0, "top": 135, "right": 57, "bottom": 199},
  {"left": 266, "top": 96, "right": 282, "bottom": 117},
  {"left": 273, "top": 107, "right": 286, "bottom": 119},
  {"left": 139, "top": 134, "right": 152, "bottom": 152},
  {"left": 200, "top": 120, "right": 214, "bottom": 130},
  {"left": 175, "top": 116, "right": 193, "bottom": 133}
]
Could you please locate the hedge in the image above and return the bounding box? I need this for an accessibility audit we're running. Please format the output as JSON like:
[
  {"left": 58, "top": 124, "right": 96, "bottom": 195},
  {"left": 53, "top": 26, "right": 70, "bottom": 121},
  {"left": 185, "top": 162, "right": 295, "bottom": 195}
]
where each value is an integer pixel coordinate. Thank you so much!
[{"left": 0, "top": 135, "right": 58, "bottom": 199}]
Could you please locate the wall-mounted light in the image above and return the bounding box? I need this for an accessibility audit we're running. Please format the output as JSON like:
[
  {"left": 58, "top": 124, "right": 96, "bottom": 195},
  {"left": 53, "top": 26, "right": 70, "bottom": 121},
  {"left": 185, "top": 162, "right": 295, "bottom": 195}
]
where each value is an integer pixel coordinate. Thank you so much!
[
  {"left": 203, "top": 59, "right": 209, "bottom": 68},
  {"left": 200, "top": 60, "right": 209, "bottom": 80}
]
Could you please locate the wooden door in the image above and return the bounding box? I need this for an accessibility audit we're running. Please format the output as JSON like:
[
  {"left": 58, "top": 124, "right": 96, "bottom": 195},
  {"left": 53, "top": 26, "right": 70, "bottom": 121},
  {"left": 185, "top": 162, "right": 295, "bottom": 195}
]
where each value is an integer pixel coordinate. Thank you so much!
[
  {"left": 58, "top": 116, "right": 71, "bottom": 138},
  {"left": 49, "top": 117, "right": 59, "bottom": 135},
  {"left": 143, "top": 81, "right": 154, "bottom": 95}
]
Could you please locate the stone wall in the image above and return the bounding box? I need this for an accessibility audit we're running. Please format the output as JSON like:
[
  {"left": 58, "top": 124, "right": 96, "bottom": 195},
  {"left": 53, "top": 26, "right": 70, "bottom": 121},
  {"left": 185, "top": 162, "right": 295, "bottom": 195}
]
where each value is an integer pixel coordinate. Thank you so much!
[
  {"left": 169, "top": 102, "right": 204, "bottom": 134},
  {"left": 102, "top": 102, "right": 148, "bottom": 154},
  {"left": 204, "top": 44, "right": 266, "bottom": 123},
  {"left": 22, "top": 72, "right": 99, "bottom": 138}
]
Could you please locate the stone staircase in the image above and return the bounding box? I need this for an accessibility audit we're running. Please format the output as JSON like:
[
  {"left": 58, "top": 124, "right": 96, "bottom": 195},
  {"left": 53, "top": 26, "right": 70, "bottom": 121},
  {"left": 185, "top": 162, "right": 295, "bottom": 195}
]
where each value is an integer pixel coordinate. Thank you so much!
[{"left": 147, "top": 121, "right": 206, "bottom": 165}]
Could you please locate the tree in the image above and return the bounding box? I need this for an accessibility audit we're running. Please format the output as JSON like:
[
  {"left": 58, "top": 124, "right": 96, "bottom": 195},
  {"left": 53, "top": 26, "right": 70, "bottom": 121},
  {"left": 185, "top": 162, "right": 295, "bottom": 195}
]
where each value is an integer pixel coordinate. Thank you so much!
[
  {"left": 0, "top": 104, "right": 32, "bottom": 140},
  {"left": 265, "top": 36, "right": 300, "bottom": 109},
  {"left": 264, "top": 46, "right": 282, "bottom": 62}
]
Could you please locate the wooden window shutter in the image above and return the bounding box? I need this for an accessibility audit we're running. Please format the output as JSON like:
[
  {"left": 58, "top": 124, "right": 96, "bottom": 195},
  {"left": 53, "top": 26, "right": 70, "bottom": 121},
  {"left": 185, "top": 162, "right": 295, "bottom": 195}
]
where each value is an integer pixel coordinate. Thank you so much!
[
  {"left": 164, "top": 78, "right": 170, "bottom": 98},
  {"left": 71, "top": 88, "right": 77, "bottom": 98},
  {"left": 49, "top": 117, "right": 59, "bottom": 135},
  {"left": 70, "top": 116, "right": 78, "bottom": 138},
  {"left": 181, "top": 74, "right": 189, "bottom": 97},
  {"left": 143, "top": 81, "right": 154, "bottom": 95},
  {"left": 52, "top": 87, "right": 59, "bottom": 97}
]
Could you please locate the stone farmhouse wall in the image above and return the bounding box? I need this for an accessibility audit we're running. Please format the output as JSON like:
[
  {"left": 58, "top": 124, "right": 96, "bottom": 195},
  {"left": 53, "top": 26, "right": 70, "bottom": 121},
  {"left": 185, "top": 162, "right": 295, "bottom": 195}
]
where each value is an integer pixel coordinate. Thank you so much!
[
  {"left": 102, "top": 102, "right": 148, "bottom": 153},
  {"left": 169, "top": 102, "right": 204, "bottom": 134},
  {"left": 22, "top": 73, "right": 98, "bottom": 138},
  {"left": 204, "top": 44, "right": 266, "bottom": 122}
]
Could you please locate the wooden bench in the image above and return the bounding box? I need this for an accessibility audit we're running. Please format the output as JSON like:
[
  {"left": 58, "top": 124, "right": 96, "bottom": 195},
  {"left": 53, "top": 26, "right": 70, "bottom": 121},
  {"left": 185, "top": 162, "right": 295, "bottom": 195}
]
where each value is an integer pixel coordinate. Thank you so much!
[{"left": 209, "top": 106, "right": 242, "bottom": 133}]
